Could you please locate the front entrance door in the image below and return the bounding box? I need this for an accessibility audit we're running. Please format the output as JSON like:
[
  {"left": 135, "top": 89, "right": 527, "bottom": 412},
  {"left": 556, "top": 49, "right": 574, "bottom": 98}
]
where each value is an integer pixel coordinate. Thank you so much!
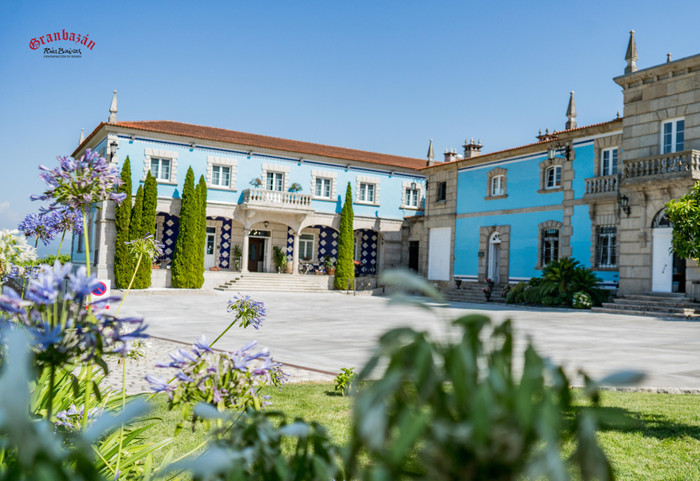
[
  {"left": 408, "top": 241, "right": 419, "bottom": 272},
  {"left": 204, "top": 227, "right": 216, "bottom": 269},
  {"left": 428, "top": 227, "right": 451, "bottom": 281},
  {"left": 248, "top": 238, "right": 265, "bottom": 272},
  {"left": 488, "top": 232, "right": 501, "bottom": 284},
  {"left": 652, "top": 227, "right": 673, "bottom": 292}
]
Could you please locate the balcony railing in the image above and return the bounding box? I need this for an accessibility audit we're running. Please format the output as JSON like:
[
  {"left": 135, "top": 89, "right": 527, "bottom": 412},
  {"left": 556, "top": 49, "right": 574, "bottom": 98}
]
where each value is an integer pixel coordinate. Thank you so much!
[
  {"left": 584, "top": 174, "right": 618, "bottom": 196},
  {"left": 622, "top": 149, "right": 700, "bottom": 181},
  {"left": 241, "top": 188, "right": 313, "bottom": 209}
]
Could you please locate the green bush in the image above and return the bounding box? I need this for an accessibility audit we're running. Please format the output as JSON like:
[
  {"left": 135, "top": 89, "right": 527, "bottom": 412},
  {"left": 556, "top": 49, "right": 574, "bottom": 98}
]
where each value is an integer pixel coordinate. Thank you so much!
[
  {"left": 335, "top": 182, "right": 355, "bottom": 290},
  {"left": 113, "top": 157, "right": 133, "bottom": 288},
  {"left": 171, "top": 168, "right": 199, "bottom": 288},
  {"left": 573, "top": 291, "right": 593, "bottom": 309},
  {"left": 505, "top": 281, "right": 526, "bottom": 304}
]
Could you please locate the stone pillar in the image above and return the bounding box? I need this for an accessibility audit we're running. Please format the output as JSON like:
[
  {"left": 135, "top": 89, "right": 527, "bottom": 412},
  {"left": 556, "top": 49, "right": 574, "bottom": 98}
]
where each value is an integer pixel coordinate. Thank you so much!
[
  {"left": 241, "top": 228, "right": 250, "bottom": 273},
  {"left": 292, "top": 233, "right": 300, "bottom": 275}
]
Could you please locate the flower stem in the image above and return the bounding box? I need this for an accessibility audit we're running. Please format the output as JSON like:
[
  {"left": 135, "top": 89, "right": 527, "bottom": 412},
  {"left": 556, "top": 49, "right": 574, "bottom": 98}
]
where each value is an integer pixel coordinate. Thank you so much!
[
  {"left": 115, "top": 357, "right": 127, "bottom": 476},
  {"left": 211, "top": 319, "right": 237, "bottom": 348},
  {"left": 82, "top": 208, "right": 91, "bottom": 278},
  {"left": 115, "top": 252, "right": 142, "bottom": 317},
  {"left": 81, "top": 207, "right": 94, "bottom": 430},
  {"left": 47, "top": 366, "right": 55, "bottom": 421},
  {"left": 56, "top": 231, "right": 66, "bottom": 258}
]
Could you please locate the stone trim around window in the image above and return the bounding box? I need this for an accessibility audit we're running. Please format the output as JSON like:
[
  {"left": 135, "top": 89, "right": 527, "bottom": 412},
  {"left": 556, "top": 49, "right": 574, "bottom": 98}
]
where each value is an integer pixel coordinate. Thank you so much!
[
  {"left": 144, "top": 147, "right": 178, "bottom": 184},
  {"left": 356, "top": 175, "right": 380, "bottom": 205},
  {"left": 537, "top": 158, "right": 564, "bottom": 194},
  {"left": 261, "top": 163, "right": 291, "bottom": 192},
  {"left": 477, "top": 225, "right": 510, "bottom": 284},
  {"left": 593, "top": 133, "right": 622, "bottom": 176},
  {"left": 310, "top": 169, "right": 337, "bottom": 200},
  {"left": 536, "top": 220, "right": 563, "bottom": 269},
  {"left": 485, "top": 167, "right": 508, "bottom": 200},
  {"left": 401, "top": 180, "right": 423, "bottom": 209},
  {"left": 206, "top": 156, "right": 238, "bottom": 191}
]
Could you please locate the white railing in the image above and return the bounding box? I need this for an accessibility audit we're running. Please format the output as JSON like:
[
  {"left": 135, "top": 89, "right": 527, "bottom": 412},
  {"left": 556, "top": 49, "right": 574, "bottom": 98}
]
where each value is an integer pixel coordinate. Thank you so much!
[
  {"left": 622, "top": 149, "right": 700, "bottom": 179},
  {"left": 242, "top": 188, "right": 312, "bottom": 208},
  {"left": 585, "top": 175, "right": 618, "bottom": 195}
]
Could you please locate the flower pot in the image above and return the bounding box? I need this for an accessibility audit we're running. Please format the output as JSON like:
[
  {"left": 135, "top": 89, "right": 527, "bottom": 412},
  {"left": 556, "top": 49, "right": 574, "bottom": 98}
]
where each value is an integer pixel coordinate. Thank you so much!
[{"left": 328, "top": 268, "right": 335, "bottom": 275}]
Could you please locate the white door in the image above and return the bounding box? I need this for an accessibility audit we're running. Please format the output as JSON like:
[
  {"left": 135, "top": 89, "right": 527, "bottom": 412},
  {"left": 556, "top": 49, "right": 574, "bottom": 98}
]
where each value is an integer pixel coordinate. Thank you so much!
[
  {"left": 488, "top": 232, "right": 501, "bottom": 284},
  {"left": 652, "top": 228, "right": 673, "bottom": 292},
  {"left": 204, "top": 227, "right": 216, "bottom": 269},
  {"left": 428, "top": 227, "right": 451, "bottom": 281}
]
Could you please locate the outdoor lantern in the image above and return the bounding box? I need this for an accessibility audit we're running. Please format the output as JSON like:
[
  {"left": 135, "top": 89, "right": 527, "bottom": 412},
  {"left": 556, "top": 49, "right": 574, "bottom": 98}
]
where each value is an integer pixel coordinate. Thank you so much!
[
  {"left": 619, "top": 194, "right": 631, "bottom": 217},
  {"left": 263, "top": 221, "right": 270, "bottom": 229},
  {"left": 109, "top": 141, "right": 118, "bottom": 161},
  {"left": 547, "top": 142, "right": 571, "bottom": 161}
]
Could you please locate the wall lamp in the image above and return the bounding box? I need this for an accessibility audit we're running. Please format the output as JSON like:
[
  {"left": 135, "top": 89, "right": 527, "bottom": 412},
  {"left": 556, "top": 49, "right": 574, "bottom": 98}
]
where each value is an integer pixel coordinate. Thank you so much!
[
  {"left": 109, "top": 141, "right": 118, "bottom": 161},
  {"left": 263, "top": 221, "right": 270, "bottom": 229},
  {"left": 618, "top": 193, "right": 631, "bottom": 217},
  {"left": 547, "top": 142, "right": 571, "bottom": 161}
]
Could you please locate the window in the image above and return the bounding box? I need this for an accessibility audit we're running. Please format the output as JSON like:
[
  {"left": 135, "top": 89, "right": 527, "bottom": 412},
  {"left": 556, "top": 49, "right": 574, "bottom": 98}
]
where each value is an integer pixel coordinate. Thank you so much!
[
  {"left": 299, "top": 234, "right": 314, "bottom": 261},
  {"left": 205, "top": 227, "right": 216, "bottom": 255},
  {"left": 491, "top": 175, "right": 504, "bottom": 196},
  {"left": 359, "top": 183, "right": 376, "bottom": 203},
  {"left": 662, "top": 119, "right": 685, "bottom": 154},
  {"left": 601, "top": 148, "right": 618, "bottom": 176},
  {"left": 315, "top": 178, "right": 332, "bottom": 198},
  {"left": 436, "top": 181, "right": 447, "bottom": 202},
  {"left": 545, "top": 166, "right": 561, "bottom": 189},
  {"left": 405, "top": 188, "right": 419, "bottom": 207},
  {"left": 211, "top": 165, "right": 231, "bottom": 187},
  {"left": 541, "top": 228, "right": 559, "bottom": 266},
  {"left": 266, "top": 172, "right": 284, "bottom": 191},
  {"left": 150, "top": 157, "right": 171, "bottom": 181},
  {"left": 596, "top": 226, "right": 617, "bottom": 268}
]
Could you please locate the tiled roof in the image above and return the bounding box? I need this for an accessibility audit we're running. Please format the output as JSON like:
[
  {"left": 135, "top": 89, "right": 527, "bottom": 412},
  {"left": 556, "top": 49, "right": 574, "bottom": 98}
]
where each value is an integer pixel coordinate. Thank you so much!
[
  {"left": 77, "top": 120, "right": 427, "bottom": 170},
  {"left": 420, "top": 118, "right": 623, "bottom": 170}
]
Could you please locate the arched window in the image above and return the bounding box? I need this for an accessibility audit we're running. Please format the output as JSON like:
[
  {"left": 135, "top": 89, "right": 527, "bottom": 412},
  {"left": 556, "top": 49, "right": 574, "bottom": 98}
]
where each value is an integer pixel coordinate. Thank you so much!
[
  {"left": 491, "top": 175, "right": 504, "bottom": 196},
  {"left": 541, "top": 228, "right": 559, "bottom": 265},
  {"left": 545, "top": 166, "right": 561, "bottom": 189}
]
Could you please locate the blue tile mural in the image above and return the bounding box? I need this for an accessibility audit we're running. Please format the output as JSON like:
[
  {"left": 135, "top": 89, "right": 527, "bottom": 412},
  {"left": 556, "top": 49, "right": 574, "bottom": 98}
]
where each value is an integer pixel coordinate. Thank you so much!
[
  {"left": 356, "top": 229, "right": 378, "bottom": 275},
  {"left": 286, "top": 225, "right": 339, "bottom": 269},
  {"left": 210, "top": 216, "right": 232, "bottom": 269},
  {"left": 157, "top": 212, "right": 179, "bottom": 262}
]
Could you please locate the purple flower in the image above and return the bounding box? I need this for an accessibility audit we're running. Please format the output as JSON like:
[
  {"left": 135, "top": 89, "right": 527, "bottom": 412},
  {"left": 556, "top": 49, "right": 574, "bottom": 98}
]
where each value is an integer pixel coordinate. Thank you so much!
[
  {"left": 32, "top": 149, "right": 125, "bottom": 211},
  {"left": 34, "top": 322, "right": 63, "bottom": 348},
  {"left": 193, "top": 335, "right": 212, "bottom": 356},
  {"left": 0, "top": 287, "right": 29, "bottom": 315},
  {"left": 145, "top": 375, "right": 174, "bottom": 393},
  {"left": 227, "top": 294, "right": 266, "bottom": 330},
  {"left": 176, "top": 370, "right": 195, "bottom": 383},
  {"left": 69, "top": 267, "right": 101, "bottom": 301}
]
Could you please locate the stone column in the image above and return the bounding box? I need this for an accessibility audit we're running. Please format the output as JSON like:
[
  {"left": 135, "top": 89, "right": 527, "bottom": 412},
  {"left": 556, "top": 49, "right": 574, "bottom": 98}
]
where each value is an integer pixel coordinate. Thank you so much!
[
  {"left": 241, "top": 228, "right": 250, "bottom": 273},
  {"left": 292, "top": 233, "right": 300, "bottom": 275}
]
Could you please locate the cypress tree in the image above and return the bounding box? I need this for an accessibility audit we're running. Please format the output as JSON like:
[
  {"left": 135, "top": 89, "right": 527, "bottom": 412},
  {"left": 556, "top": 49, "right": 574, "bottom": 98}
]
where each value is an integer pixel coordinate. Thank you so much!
[
  {"left": 132, "top": 172, "right": 158, "bottom": 288},
  {"left": 171, "top": 167, "right": 196, "bottom": 288},
  {"left": 194, "top": 175, "right": 208, "bottom": 288},
  {"left": 334, "top": 182, "right": 355, "bottom": 290},
  {"left": 113, "top": 157, "right": 133, "bottom": 288},
  {"left": 128, "top": 185, "right": 147, "bottom": 288}
]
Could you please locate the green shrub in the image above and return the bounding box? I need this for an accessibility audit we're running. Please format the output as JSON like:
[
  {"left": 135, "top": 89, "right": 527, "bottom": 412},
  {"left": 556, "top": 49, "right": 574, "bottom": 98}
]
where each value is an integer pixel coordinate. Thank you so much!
[
  {"left": 573, "top": 291, "right": 593, "bottom": 309},
  {"left": 505, "top": 281, "right": 526, "bottom": 304},
  {"left": 113, "top": 157, "right": 133, "bottom": 288},
  {"left": 334, "top": 367, "right": 356, "bottom": 396},
  {"left": 172, "top": 168, "right": 198, "bottom": 288},
  {"left": 335, "top": 182, "right": 355, "bottom": 290}
]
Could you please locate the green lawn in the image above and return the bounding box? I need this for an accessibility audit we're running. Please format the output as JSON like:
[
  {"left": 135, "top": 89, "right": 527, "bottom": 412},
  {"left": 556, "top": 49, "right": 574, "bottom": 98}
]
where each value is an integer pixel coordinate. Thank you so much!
[{"left": 145, "top": 385, "right": 700, "bottom": 480}]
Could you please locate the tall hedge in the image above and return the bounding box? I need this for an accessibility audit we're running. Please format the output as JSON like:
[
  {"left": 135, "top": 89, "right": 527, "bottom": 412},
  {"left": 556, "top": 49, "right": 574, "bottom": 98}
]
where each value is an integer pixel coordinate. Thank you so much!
[
  {"left": 335, "top": 182, "right": 355, "bottom": 290},
  {"left": 194, "top": 175, "right": 208, "bottom": 288},
  {"left": 171, "top": 167, "right": 198, "bottom": 288},
  {"left": 113, "top": 157, "right": 133, "bottom": 288},
  {"left": 130, "top": 172, "right": 158, "bottom": 288},
  {"left": 128, "top": 185, "right": 150, "bottom": 288}
]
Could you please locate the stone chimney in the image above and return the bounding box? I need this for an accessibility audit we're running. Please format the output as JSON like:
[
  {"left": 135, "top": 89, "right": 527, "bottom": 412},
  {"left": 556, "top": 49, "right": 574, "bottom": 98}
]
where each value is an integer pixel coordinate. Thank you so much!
[
  {"left": 444, "top": 148, "right": 460, "bottom": 162},
  {"left": 536, "top": 128, "right": 558, "bottom": 142},
  {"left": 426, "top": 138, "right": 436, "bottom": 166},
  {"left": 463, "top": 138, "right": 483, "bottom": 158},
  {"left": 625, "top": 30, "right": 638, "bottom": 74},
  {"left": 565, "top": 91, "right": 577, "bottom": 130},
  {"left": 108, "top": 90, "right": 118, "bottom": 123}
]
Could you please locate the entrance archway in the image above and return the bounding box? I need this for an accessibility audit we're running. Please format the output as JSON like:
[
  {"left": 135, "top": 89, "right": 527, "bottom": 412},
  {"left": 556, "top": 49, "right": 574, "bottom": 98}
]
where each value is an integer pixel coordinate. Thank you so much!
[
  {"left": 488, "top": 232, "right": 501, "bottom": 283},
  {"left": 651, "top": 209, "right": 685, "bottom": 292}
]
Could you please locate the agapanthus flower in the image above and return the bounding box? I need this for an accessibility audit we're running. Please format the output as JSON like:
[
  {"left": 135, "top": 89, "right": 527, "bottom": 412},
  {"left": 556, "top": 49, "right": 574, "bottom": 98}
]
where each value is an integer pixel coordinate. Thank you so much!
[
  {"left": 31, "top": 149, "right": 126, "bottom": 211},
  {"left": 124, "top": 233, "right": 164, "bottom": 262},
  {"left": 0, "top": 261, "right": 149, "bottom": 372},
  {"left": 148, "top": 337, "right": 286, "bottom": 416},
  {"left": 54, "top": 404, "right": 102, "bottom": 431},
  {"left": 227, "top": 294, "right": 266, "bottom": 330},
  {"left": 0, "top": 229, "right": 37, "bottom": 276}
]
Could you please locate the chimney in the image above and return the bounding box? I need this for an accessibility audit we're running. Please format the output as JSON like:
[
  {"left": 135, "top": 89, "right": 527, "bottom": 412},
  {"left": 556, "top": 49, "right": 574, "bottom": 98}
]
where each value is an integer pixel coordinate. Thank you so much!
[
  {"left": 426, "top": 138, "right": 437, "bottom": 166},
  {"left": 463, "top": 137, "right": 483, "bottom": 158},
  {"left": 536, "top": 128, "right": 558, "bottom": 142},
  {"left": 444, "top": 148, "right": 460, "bottom": 162},
  {"left": 625, "top": 30, "right": 638, "bottom": 74},
  {"left": 108, "top": 90, "right": 118, "bottom": 123},
  {"left": 565, "top": 91, "right": 577, "bottom": 130}
]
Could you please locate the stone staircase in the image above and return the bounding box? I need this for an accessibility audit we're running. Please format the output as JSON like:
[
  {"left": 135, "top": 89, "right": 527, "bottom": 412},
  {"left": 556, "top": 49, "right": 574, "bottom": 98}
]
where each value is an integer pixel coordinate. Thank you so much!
[
  {"left": 213, "top": 272, "right": 333, "bottom": 293},
  {"left": 593, "top": 293, "right": 700, "bottom": 319},
  {"left": 446, "top": 282, "right": 506, "bottom": 304}
]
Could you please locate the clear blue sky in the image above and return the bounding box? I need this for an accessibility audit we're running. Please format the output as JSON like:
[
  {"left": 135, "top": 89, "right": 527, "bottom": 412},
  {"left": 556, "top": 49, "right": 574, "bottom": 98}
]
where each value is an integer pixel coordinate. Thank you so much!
[{"left": 1, "top": 0, "right": 699, "bottom": 255}]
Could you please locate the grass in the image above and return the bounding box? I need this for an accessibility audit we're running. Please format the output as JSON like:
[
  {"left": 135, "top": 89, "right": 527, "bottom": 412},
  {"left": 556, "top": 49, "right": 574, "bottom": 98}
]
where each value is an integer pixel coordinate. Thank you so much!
[{"left": 143, "top": 385, "right": 700, "bottom": 480}]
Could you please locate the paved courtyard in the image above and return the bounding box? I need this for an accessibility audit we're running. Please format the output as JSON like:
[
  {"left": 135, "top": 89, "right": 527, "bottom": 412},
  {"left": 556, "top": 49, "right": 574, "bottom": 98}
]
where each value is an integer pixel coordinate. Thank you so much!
[{"left": 115, "top": 290, "right": 700, "bottom": 392}]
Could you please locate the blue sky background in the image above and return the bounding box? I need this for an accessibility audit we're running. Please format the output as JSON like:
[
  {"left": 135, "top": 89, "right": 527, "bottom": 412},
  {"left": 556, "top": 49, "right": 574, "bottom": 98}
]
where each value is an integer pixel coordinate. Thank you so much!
[{"left": 1, "top": 0, "right": 699, "bottom": 255}]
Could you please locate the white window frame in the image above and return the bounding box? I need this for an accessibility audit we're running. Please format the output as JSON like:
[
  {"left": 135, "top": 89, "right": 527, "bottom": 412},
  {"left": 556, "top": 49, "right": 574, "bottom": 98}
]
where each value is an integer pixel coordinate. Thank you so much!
[
  {"left": 545, "top": 166, "right": 561, "bottom": 190},
  {"left": 359, "top": 183, "right": 376, "bottom": 203},
  {"left": 144, "top": 148, "right": 178, "bottom": 184},
  {"left": 206, "top": 156, "right": 238, "bottom": 190},
  {"left": 596, "top": 225, "right": 617, "bottom": 268},
  {"left": 601, "top": 148, "right": 618, "bottom": 176},
  {"left": 356, "top": 176, "right": 380, "bottom": 205},
  {"left": 401, "top": 180, "right": 423, "bottom": 209},
  {"left": 491, "top": 175, "right": 504, "bottom": 196},
  {"left": 661, "top": 118, "right": 685, "bottom": 154},
  {"left": 299, "top": 233, "right": 315, "bottom": 261},
  {"left": 150, "top": 157, "right": 171, "bottom": 181},
  {"left": 541, "top": 228, "right": 559, "bottom": 266},
  {"left": 315, "top": 177, "right": 332, "bottom": 198},
  {"left": 261, "top": 163, "right": 290, "bottom": 192},
  {"left": 212, "top": 165, "right": 231, "bottom": 187},
  {"left": 266, "top": 172, "right": 285, "bottom": 191},
  {"left": 310, "top": 170, "right": 337, "bottom": 200}
]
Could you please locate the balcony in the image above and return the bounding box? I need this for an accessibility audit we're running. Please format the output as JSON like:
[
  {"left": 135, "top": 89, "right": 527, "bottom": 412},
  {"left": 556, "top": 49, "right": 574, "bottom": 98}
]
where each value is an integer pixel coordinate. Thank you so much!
[
  {"left": 240, "top": 188, "right": 313, "bottom": 212},
  {"left": 622, "top": 149, "right": 700, "bottom": 184},
  {"left": 584, "top": 174, "right": 618, "bottom": 198}
]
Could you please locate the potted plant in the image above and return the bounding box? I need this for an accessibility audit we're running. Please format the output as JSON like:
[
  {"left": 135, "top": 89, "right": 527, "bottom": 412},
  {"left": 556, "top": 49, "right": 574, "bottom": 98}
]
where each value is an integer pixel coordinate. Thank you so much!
[
  {"left": 323, "top": 256, "right": 336, "bottom": 275},
  {"left": 289, "top": 182, "right": 302, "bottom": 192},
  {"left": 250, "top": 178, "right": 262, "bottom": 188},
  {"left": 482, "top": 277, "right": 494, "bottom": 302},
  {"left": 272, "top": 246, "right": 287, "bottom": 273},
  {"left": 232, "top": 244, "right": 242, "bottom": 271}
]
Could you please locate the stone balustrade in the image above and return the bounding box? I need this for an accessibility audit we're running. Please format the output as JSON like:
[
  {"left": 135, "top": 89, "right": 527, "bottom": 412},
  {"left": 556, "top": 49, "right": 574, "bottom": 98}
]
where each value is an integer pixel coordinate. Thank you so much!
[
  {"left": 242, "top": 188, "right": 312, "bottom": 209},
  {"left": 622, "top": 149, "right": 700, "bottom": 180},
  {"left": 584, "top": 175, "right": 618, "bottom": 195}
]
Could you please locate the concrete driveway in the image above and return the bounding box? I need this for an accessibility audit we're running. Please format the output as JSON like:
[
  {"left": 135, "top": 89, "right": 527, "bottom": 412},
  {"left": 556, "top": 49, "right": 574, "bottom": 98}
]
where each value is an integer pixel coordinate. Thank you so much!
[{"left": 118, "top": 290, "right": 700, "bottom": 391}]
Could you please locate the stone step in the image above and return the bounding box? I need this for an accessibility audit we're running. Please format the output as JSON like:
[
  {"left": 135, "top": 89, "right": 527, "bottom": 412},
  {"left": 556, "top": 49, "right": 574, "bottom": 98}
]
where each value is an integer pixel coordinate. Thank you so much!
[
  {"left": 592, "top": 307, "right": 700, "bottom": 319},
  {"left": 601, "top": 302, "right": 697, "bottom": 315},
  {"left": 214, "top": 272, "right": 332, "bottom": 292},
  {"left": 609, "top": 298, "right": 700, "bottom": 309}
]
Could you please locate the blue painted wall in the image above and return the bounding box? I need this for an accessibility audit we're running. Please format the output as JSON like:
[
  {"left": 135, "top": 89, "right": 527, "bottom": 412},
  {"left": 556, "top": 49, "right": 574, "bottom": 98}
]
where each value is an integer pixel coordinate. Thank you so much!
[{"left": 113, "top": 135, "right": 425, "bottom": 221}]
